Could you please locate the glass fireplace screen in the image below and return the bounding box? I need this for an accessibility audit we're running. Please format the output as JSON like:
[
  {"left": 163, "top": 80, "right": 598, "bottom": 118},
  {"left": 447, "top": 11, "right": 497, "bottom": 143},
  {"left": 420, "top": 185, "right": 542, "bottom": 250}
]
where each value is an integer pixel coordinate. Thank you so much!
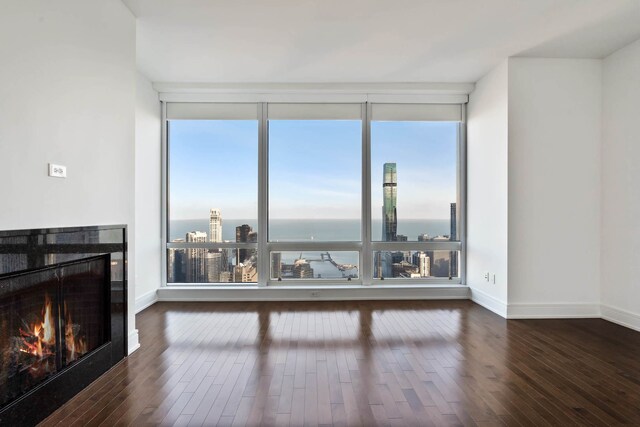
[{"left": 0, "top": 255, "right": 110, "bottom": 408}]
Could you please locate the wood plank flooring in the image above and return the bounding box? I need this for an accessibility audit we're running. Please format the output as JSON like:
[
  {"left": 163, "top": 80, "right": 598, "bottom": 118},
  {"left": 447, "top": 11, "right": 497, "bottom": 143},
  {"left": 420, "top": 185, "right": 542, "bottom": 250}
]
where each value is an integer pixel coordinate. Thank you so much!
[{"left": 40, "top": 300, "right": 640, "bottom": 426}]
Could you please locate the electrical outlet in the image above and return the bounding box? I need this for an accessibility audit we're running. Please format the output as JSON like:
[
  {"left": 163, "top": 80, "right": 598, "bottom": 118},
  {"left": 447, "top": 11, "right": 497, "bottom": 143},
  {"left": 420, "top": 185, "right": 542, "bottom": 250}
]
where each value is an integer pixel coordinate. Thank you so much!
[
  {"left": 484, "top": 272, "right": 490, "bottom": 282},
  {"left": 48, "top": 163, "right": 67, "bottom": 178},
  {"left": 310, "top": 291, "right": 320, "bottom": 298}
]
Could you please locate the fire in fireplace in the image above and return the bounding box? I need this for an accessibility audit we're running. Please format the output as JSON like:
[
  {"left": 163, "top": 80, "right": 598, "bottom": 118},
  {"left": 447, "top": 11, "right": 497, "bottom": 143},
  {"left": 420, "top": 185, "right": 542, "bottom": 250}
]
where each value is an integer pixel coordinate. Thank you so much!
[
  {"left": 0, "top": 255, "right": 110, "bottom": 409},
  {"left": 17, "top": 293, "right": 57, "bottom": 381}
]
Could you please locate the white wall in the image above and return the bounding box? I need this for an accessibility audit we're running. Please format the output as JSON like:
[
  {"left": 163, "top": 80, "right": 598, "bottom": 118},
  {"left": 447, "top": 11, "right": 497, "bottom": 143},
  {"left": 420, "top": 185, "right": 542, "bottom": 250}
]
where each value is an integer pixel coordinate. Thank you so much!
[
  {"left": 135, "top": 72, "right": 162, "bottom": 312},
  {"left": 467, "top": 60, "right": 509, "bottom": 316},
  {"left": 0, "top": 1, "right": 138, "bottom": 350},
  {"left": 507, "top": 58, "right": 602, "bottom": 314},
  {"left": 601, "top": 39, "right": 640, "bottom": 330}
]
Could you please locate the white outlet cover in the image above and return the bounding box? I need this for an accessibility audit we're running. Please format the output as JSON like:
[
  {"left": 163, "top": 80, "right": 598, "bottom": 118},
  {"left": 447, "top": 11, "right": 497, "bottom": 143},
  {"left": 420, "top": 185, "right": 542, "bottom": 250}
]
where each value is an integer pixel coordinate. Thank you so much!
[{"left": 48, "top": 163, "right": 67, "bottom": 178}]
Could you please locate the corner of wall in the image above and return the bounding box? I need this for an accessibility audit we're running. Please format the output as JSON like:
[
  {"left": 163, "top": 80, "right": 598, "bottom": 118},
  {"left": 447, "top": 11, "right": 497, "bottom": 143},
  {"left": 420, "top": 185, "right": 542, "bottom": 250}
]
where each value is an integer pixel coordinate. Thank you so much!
[
  {"left": 470, "top": 288, "right": 507, "bottom": 318},
  {"left": 466, "top": 60, "right": 509, "bottom": 318},
  {"left": 599, "top": 38, "right": 640, "bottom": 329},
  {"left": 128, "top": 329, "right": 140, "bottom": 355},
  {"left": 134, "top": 72, "right": 162, "bottom": 312}
]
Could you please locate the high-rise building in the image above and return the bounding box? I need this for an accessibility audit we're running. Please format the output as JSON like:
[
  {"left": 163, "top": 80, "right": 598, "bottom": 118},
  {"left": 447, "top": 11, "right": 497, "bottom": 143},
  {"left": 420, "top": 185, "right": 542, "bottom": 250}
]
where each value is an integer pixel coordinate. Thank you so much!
[
  {"left": 209, "top": 208, "right": 222, "bottom": 243},
  {"left": 168, "top": 238, "right": 186, "bottom": 283},
  {"left": 449, "top": 202, "right": 458, "bottom": 278},
  {"left": 428, "top": 235, "right": 450, "bottom": 278},
  {"left": 236, "top": 224, "right": 252, "bottom": 243},
  {"left": 413, "top": 251, "right": 430, "bottom": 277},
  {"left": 293, "top": 259, "right": 314, "bottom": 278},
  {"left": 205, "top": 250, "right": 222, "bottom": 282},
  {"left": 271, "top": 252, "right": 282, "bottom": 279},
  {"left": 392, "top": 261, "right": 419, "bottom": 278},
  {"left": 450, "top": 203, "right": 457, "bottom": 241},
  {"left": 219, "top": 271, "right": 232, "bottom": 282},
  {"left": 235, "top": 224, "right": 255, "bottom": 263},
  {"left": 374, "top": 251, "right": 393, "bottom": 278},
  {"left": 234, "top": 262, "right": 258, "bottom": 282},
  {"left": 382, "top": 163, "right": 398, "bottom": 242},
  {"left": 186, "top": 231, "right": 207, "bottom": 282}
]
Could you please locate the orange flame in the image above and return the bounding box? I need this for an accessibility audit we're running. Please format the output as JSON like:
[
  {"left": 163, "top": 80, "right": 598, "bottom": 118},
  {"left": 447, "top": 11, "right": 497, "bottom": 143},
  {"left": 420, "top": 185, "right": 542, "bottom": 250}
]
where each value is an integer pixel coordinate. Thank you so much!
[
  {"left": 18, "top": 294, "right": 88, "bottom": 374},
  {"left": 19, "top": 294, "right": 56, "bottom": 359},
  {"left": 64, "top": 301, "right": 87, "bottom": 362}
]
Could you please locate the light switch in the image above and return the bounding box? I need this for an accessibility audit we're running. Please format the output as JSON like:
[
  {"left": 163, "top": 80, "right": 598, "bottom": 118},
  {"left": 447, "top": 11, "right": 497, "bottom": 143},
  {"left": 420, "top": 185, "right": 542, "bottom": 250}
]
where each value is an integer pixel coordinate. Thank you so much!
[{"left": 48, "top": 163, "right": 67, "bottom": 178}]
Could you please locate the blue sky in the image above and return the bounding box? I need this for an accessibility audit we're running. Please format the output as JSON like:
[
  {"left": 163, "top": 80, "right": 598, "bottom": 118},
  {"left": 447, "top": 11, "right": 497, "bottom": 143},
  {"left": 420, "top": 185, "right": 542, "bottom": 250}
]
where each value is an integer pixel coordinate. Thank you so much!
[{"left": 169, "top": 119, "right": 457, "bottom": 221}]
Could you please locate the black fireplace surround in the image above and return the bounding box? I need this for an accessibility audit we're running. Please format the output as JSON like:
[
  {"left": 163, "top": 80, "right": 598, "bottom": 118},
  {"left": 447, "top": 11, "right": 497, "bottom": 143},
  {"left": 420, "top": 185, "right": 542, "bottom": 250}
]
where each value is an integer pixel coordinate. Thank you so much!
[{"left": 0, "top": 225, "right": 127, "bottom": 426}]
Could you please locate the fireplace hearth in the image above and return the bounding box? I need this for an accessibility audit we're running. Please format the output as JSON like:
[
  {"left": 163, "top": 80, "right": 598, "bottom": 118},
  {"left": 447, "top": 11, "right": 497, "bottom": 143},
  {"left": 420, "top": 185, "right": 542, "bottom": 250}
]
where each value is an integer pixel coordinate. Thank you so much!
[{"left": 0, "top": 225, "right": 127, "bottom": 426}]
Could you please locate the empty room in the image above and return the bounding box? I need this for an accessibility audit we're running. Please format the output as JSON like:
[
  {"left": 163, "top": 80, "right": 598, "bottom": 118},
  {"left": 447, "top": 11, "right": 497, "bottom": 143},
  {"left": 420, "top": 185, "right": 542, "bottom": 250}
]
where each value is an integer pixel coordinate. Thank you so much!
[{"left": 1, "top": 0, "right": 640, "bottom": 426}]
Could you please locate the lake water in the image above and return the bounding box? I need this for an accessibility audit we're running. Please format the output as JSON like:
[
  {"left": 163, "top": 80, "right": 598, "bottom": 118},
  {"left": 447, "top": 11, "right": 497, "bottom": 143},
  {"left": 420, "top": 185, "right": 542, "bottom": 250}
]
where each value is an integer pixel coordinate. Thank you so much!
[{"left": 169, "top": 218, "right": 451, "bottom": 242}]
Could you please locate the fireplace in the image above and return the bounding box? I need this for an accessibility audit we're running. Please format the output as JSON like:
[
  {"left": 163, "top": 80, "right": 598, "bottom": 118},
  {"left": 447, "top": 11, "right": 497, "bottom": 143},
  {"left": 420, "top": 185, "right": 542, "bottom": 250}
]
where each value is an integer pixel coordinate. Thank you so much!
[
  {"left": 0, "top": 256, "right": 110, "bottom": 408},
  {"left": 0, "top": 225, "right": 127, "bottom": 426}
]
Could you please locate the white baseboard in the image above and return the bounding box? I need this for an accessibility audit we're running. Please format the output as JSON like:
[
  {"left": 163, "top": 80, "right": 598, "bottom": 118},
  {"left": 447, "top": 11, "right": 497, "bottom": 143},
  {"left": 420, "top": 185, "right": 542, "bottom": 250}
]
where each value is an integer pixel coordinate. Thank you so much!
[
  {"left": 470, "top": 288, "right": 507, "bottom": 318},
  {"left": 135, "top": 289, "right": 159, "bottom": 313},
  {"left": 601, "top": 304, "right": 640, "bottom": 332},
  {"left": 128, "top": 329, "right": 140, "bottom": 355},
  {"left": 157, "top": 285, "right": 470, "bottom": 302},
  {"left": 142, "top": 286, "right": 640, "bottom": 334},
  {"left": 507, "top": 303, "right": 600, "bottom": 319}
]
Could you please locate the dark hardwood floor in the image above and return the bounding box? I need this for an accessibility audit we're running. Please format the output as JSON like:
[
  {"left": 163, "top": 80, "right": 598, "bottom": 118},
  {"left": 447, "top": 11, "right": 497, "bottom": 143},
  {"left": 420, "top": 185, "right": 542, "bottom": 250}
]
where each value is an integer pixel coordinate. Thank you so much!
[{"left": 40, "top": 300, "right": 640, "bottom": 426}]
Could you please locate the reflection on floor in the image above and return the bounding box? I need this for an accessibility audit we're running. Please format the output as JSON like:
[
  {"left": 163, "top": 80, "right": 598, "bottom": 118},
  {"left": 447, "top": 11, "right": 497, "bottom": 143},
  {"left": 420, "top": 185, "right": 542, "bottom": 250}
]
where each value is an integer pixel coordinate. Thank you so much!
[{"left": 42, "top": 300, "right": 640, "bottom": 426}]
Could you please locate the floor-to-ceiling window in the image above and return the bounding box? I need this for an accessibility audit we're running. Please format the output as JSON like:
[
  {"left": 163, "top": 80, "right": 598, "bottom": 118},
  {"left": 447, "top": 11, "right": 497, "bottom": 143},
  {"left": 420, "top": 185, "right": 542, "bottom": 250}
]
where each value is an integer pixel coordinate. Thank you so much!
[
  {"left": 370, "top": 104, "right": 462, "bottom": 281},
  {"left": 164, "top": 102, "right": 465, "bottom": 286}
]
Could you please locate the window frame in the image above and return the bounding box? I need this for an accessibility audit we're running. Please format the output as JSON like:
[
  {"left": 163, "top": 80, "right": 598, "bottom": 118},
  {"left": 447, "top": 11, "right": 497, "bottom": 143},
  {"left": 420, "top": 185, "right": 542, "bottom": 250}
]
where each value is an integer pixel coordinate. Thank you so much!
[{"left": 161, "top": 101, "right": 466, "bottom": 287}]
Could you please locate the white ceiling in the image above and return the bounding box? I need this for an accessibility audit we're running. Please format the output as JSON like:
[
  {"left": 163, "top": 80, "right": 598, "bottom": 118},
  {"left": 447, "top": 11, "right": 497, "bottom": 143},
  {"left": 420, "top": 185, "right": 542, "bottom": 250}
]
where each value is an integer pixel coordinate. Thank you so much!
[{"left": 123, "top": 0, "right": 640, "bottom": 84}]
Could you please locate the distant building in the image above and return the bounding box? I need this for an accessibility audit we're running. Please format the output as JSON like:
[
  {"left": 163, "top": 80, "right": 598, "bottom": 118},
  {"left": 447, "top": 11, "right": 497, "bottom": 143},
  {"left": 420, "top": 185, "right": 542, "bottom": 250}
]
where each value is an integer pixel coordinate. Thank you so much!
[
  {"left": 219, "top": 271, "right": 232, "bottom": 282},
  {"left": 374, "top": 251, "right": 393, "bottom": 278},
  {"left": 271, "top": 252, "right": 282, "bottom": 279},
  {"left": 236, "top": 224, "right": 256, "bottom": 263},
  {"left": 391, "top": 251, "right": 405, "bottom": 264},
  {"left": 392, "top": 261, "right": 419, "bottom": 278},
  {"left": 293, "top": 259, "right": 314, "bottom": 278},
  {"left": 280, "top": 263, "right": 294, "bottom": 278},
  {"left": 236, "top": 224, "right": 252, "bottom": 243},
  {"left": 431, "top": 252, "right": 452, "bottom": 278},
  {"left": 418, "top": 233, "right": 430, "bottom": 242},
  {"left": 396, "top": 234, "right": 408, "bottom": 242},
  {"left": 168, "top": 246, "right": 186, "bottom": 283},
  {"left": 450, "top": 203, "right": 457, "bottom": 241},
  {"left": 413, "top": 251, "right": 430, "bottom": 277},
  {"left": 450, "top": 202, "right": 458, "bottom": 278},
  {"left": 382, "top": 163, "right": 398, "bottom": 242},
  {"left": 186, "top": 231, "right": 207, "bottom": 282},
  {"left": 209, "top": 208, "right": 222, "bottom": 243},
  {"left": 205, "top": 250, "right": 222, "bottom": 283},
  {"left": 234, "top": 262, "right": 258, "bottom": 282}
]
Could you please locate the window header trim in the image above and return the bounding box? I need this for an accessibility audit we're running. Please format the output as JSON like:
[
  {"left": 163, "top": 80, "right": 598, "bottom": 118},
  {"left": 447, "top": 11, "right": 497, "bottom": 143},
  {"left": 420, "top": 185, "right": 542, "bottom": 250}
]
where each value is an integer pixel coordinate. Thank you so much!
[{"left": 159, "top": 92, "right": 468, "bottom": 104}]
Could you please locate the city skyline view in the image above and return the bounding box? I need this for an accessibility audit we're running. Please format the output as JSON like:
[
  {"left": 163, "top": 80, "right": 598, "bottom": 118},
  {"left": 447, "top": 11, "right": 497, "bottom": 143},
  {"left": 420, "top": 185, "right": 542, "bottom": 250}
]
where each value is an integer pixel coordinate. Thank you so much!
[
  {"left": 168, "top": 118, "right": 459, "bottom": 282},
  {"left": 169, "top": 119, "right": 458, "bottom": 221},
  {"left": 167, "top": 205, "right": 458, "bottom": 282},
  {"left": 168, "top": 161, "right": 459, "bottom": 282}
]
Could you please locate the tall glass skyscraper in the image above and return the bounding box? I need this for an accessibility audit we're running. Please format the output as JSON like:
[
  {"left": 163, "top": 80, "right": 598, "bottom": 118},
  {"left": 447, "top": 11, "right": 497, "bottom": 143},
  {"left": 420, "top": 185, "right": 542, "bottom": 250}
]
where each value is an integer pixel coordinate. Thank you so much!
[
  {"left": 450, "top": 202, "right": 458, "bottom": 278},
  {"left": 382, "top": 162, "right": 398, "bottom": 242}
]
